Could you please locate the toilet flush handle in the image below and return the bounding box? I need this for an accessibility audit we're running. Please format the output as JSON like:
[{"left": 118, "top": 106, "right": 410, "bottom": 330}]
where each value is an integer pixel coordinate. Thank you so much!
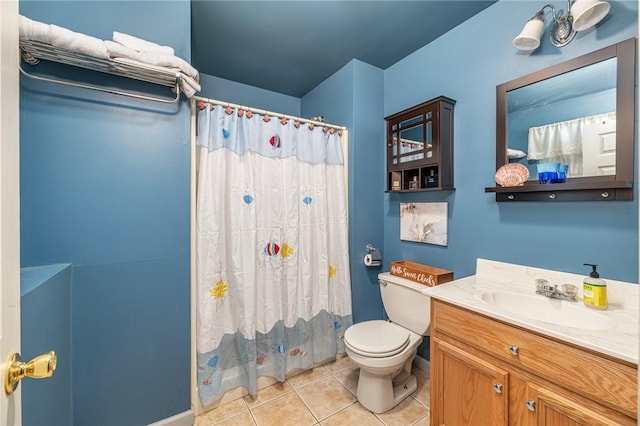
[{"left": 378, "top": 279, "right": 388, "bottom": 287}]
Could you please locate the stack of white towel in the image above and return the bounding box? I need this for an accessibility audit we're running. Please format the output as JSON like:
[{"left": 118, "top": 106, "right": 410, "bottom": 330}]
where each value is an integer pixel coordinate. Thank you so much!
[{"left": 19, "top": 15, "right": 201, "bottom": 98}]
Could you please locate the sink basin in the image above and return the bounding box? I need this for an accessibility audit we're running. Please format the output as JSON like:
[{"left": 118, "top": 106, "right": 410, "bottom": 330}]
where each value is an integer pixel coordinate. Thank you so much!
[{"left": 481, "top": 291, "right": 615, "bottom": 331}]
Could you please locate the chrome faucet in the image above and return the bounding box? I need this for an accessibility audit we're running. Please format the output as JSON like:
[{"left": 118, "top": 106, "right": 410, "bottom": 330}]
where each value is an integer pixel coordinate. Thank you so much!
[{"left": 535, "top": 279, "right": 578, "bottom": 301}]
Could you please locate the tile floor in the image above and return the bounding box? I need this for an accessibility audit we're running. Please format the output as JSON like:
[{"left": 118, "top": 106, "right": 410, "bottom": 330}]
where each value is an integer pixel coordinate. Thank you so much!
[{"left": 195, "top": 356, "right": 430, "bottom": 426}]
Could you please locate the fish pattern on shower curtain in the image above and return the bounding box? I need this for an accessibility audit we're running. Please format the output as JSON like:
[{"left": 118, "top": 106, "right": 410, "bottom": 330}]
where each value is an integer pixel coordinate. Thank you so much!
[{"left": 195, "top": 102, "right": 353, "bottom": 407}]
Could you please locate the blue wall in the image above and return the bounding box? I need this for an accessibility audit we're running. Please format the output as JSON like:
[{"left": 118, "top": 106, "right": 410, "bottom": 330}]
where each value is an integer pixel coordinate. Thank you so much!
[
  {"left": 302, "top": 59, "right": 386, "bottom": 324},
  {"left": 199, "top": 73, "right": 301, "bottom": 116},
  {"left": 19, "top": 2, "right": 191, "bottom": 425},
  {"left": 383, "top": 0, "right": 638, "bottom": 283},
  {"left": 21, "top": 264, "right": 72, "bottom": 426}
]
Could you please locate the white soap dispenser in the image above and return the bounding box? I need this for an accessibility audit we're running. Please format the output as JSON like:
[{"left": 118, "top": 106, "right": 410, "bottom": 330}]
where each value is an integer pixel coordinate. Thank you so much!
[{"left": 583, "top": 263, "right": 607, "bottom": 310}]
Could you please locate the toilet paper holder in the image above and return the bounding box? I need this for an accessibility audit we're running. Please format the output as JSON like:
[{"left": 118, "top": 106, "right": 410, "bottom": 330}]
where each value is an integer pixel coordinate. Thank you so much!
[{"left": 365, "top": 244, "right": 382, "bottom": 263}]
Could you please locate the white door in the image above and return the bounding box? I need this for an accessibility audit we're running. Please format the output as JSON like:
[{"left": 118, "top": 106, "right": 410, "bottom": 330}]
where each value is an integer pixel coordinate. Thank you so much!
[
  {"left": 0, "top": 1, "right": 22, "bottom": 424},
  {"left": 581, "top": 118, "right": 617, "bottom": 176}
]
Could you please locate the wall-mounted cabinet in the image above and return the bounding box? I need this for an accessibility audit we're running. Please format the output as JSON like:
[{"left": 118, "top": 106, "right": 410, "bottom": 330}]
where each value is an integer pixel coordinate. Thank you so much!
[{"left": 386, "top": 96, "right": 455, "bottom": 192}]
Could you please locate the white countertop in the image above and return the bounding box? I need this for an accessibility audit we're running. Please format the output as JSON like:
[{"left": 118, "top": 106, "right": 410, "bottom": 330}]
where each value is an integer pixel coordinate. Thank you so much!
[{"left": 420, "top": 259, "right": 639, "bottom": 364}]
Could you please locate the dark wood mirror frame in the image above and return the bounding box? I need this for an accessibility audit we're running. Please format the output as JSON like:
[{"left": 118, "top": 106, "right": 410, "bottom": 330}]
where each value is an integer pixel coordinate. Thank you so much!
[{"left": 486, "top": 38, "right": 636, "bottom": 202}]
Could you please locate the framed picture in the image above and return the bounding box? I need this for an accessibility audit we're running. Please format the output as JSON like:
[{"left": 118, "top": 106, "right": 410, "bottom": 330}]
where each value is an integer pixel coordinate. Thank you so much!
[{"left": 400, "top": 202, "right": 448, "bottom": 246}]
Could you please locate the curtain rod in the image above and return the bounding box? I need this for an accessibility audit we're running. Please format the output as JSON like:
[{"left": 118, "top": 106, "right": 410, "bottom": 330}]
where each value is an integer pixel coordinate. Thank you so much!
[{"left": 192, "top": 95, "right": 347, "bottom": 130}]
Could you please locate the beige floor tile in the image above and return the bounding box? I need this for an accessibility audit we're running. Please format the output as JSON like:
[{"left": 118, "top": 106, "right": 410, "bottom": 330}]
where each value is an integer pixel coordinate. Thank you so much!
[
  {"left": 320, "top": 403, "right": 383, "bottom": 426},
  {"left": 251, "top": 392, "right": 317, "bottom": 426},
  {"left": 323, "top": 354, "right": 354, "bottom": 373},
  {"left": 411, "top": 411, "right": 430, "bottom": 426},
  {"left": 214, "top": 411, "right": 257, "bottom": 426},
  {"left": 244, "top": 381, "right": 293, "bottom": 408},
  {"left": 297, "top": 375, "right": 357, "bottom": 421},
  {"left": 196, "top": 398, "right": 249, "bottom": 425},
  {"left": 411, "top": 368, "right": 430, "bottom": 408},
  {"left": 287, "top": 366, "right": 331, "bottom": 389},
  {"left": 374, "top": 396, "right": 428, "bottom": 426},
  {"left": 331, "top": 364, "right": 360, "bottom": 395}
]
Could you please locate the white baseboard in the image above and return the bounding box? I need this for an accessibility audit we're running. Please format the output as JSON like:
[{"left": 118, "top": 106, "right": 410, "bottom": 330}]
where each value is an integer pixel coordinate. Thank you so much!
[
  {"left": 412, "top": 354, "right": 430, "bottom": 375},
  {"left": 148, "top": 410, "right": 194, "bottom": 426}
]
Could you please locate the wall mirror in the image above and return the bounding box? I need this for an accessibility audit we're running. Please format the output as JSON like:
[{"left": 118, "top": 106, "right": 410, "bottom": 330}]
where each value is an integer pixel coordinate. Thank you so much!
[{"left": 487, "top": 38, "right": 636, "bottom": 202}]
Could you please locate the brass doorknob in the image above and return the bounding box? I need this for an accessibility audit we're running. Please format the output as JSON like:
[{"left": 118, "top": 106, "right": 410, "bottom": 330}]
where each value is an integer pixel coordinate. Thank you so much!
[{"left": 4, "top": 351, "right": 57, "bottom": 394}]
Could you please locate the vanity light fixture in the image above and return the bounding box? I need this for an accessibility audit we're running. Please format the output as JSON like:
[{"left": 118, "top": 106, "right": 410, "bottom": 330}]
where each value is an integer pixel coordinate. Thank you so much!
[{"left": 512, "top": 0, "right": 610, "bottom": 51}]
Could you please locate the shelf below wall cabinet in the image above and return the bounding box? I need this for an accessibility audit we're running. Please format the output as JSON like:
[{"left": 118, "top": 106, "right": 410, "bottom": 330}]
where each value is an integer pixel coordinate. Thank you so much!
[
  {"left": 386, "top": 96, "right": 455, "bottom": 192},
  {"left": 484, "top": 179, "right": 633, "bottom": 202}
]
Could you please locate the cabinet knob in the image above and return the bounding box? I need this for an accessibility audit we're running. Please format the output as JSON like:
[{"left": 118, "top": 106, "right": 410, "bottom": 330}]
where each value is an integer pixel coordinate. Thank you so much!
[
  {"left": 525, "top": 400, "right": 536, "bottom": 411},
  {"left": 548, "top": 193, "right": 556, "bottom": 199},
  {"left": 492, "top": 383, "right": 503, "bottom": 394},
  {"left": 601, "top": 191, "right": 610, "bottom": 198},
  {"left": 508, "top": 345, "right": 519, "bottom": 356},
  {"left": 507, "top": 194, "right": 515, "bottom": 200}
]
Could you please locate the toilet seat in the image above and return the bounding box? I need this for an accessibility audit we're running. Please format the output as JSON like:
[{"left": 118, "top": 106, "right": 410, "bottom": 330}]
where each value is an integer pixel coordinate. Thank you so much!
[{"left": 344, "top": 320, "right": 410, "bottom": 358}]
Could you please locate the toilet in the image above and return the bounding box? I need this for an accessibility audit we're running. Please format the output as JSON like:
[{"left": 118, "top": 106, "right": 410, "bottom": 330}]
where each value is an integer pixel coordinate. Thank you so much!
[{"left": 344, "top": 272, "right": 431, "bottom": 413}]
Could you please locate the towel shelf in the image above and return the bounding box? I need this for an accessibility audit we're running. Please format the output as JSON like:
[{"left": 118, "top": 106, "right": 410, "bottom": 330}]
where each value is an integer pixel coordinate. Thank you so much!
[{"left": 19, "top": 40, "right": 182, "bottom": 103}]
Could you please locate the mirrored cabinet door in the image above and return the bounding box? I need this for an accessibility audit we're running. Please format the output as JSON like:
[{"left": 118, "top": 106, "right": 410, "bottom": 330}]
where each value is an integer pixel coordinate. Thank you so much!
[{"left": 386, "top": 96, "right": 455, "bottom": 192}]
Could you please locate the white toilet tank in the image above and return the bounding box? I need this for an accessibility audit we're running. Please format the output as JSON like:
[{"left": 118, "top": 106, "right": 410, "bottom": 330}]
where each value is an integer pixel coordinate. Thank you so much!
[{"left": 379, "top": 272, "right": 431, "bottom": 335}]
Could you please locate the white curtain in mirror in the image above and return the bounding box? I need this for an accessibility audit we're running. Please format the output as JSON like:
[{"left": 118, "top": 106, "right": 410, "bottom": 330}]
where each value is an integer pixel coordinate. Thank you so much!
[{"left": 527, "top": 111, "right": 616, "bottom": 177}]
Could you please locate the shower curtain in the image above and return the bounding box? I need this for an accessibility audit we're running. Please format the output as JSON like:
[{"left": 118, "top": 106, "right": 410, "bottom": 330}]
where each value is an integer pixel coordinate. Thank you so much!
[{"left": 195, "top": 102, "right": 353, "bottom": 406}]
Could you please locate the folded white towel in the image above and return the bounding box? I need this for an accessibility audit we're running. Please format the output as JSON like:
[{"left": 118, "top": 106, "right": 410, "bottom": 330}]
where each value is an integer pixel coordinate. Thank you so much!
[
  {"left": 112, "top": 56, "right": 201, "bottom": 98},
  {"left": 113, "top": 31, "right": 175, "bottom": 56},
  {"left": 180, "top": 74, "right": 202, "bottom": 97},
  {"left": 105, "top": 40, "right": 199, "bottom": 80},
  {"left": 49, "top": 24, "right": 109, "bottom": 59},
  {"left": 19, "top": 15, "right": 51, "bottom": 43}
]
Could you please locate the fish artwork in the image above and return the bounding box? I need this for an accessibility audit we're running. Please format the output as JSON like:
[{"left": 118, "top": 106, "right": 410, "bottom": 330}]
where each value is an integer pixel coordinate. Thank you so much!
[
  {"left": 256, "top": 356, "right": 266, "bottom": 365},
  {"left": 269, "top": 134, "right": 281, "bottom": 148},
  {"left": 243, "top": 194, "right": 254, "bottom": 205},
  {"left": 276, "top": 344, "right": 285, "bottom": 354},
  {"left": 207, "top": 355, "right": 219, "bottom": 368},
  {"left": 334, "top": 320, "right": 342, "bottom": 329},
  {"left": 222, "top": 129, "right": 230, "bottom": 139},
  {"left": 302, "top": 196, "right": 312, "bottom": 205},
  {"left": 289, "top": 348, "right": 301, "bottom": 356},
  {"left": 202, "top": 379, "right": 212, "bottom": 385},
  {"left": 264, "top": 242, "right": 280, "bottom": 256}
]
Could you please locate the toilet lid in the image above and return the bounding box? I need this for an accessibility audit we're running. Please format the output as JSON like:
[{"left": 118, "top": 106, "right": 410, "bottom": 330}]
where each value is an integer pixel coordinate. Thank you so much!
[{"left": 344, "top": 320, "right": 410, "bottom": 358}]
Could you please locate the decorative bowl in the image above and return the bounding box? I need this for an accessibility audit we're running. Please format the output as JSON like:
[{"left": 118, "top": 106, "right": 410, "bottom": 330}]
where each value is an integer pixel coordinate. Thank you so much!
[{"left": 495, "top": 163, "right": 529, "bottom": 187}]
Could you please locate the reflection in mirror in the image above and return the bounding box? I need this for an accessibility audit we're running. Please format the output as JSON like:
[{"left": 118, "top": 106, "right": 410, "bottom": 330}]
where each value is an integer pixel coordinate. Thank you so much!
[
  {"left": 398, "top": 125, "right": 424, "bottom": 163},
  {"left": 507, "top": 58, "right": 616, "bottom": 181}
]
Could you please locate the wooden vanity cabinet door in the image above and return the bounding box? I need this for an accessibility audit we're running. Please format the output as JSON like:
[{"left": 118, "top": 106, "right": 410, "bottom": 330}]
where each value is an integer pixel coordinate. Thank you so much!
[
  {"left": 431, "top": 338, "right": 509, "bottom": 426},
  {"left": 523, "top": 383, "right": 636, "bottom": 426}
]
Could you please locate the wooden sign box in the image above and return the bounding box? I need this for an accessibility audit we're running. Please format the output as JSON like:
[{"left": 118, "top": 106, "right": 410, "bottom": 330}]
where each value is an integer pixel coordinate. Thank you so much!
[{"left": 390, "top": 260, "right": 453, "bottom": 287}]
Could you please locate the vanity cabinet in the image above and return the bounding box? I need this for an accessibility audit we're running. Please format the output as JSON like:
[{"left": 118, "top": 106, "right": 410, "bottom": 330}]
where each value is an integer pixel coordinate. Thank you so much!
[
  {"left": 430, "top": 299, "right": 637, "bottom": 426},
  {"left": 386, "top": 96, "right": 455, "bottom": 192}
]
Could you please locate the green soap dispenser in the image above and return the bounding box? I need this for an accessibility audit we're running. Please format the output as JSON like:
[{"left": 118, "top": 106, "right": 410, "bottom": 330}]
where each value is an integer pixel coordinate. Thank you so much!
[{"left": 583, "top": 263, "right": 607, "bottom": 310}]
